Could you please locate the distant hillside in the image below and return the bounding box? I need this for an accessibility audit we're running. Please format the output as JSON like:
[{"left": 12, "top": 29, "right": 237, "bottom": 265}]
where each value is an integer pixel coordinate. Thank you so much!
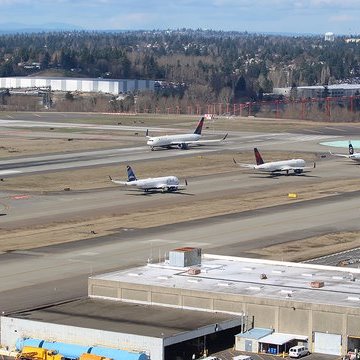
[{"left": 0, "top": 22, "right": 82, "bottom": 34}]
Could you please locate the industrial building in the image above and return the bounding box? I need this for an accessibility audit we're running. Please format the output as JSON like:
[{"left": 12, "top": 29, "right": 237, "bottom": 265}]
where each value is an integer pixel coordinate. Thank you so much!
[
  {"left": 2, "top": 249, "right": 360, "bottom": 359},
  {"left": 0, "top": 77, "right": 155, "bottom": 95},
  {"left": 273, "top": 84, "right": 360, "bottom": 99}
]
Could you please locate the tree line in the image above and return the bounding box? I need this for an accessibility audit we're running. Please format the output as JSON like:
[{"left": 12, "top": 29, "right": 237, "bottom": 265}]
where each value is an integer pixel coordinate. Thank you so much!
[{"left": 0, "top": 29, "right": 360, "bottom": 108}]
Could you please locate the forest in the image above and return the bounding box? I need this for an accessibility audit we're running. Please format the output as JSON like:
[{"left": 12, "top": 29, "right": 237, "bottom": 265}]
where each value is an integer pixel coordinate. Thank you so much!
[{"left": 0, "top": 29, "right": 360, "bottom": 116}]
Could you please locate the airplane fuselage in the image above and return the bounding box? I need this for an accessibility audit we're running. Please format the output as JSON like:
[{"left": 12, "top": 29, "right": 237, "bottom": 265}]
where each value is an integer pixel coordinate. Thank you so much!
[
  {"left": 147, "top": 134, "right": 201, "bottom": 149},
  {"left": 125, "top": 176, "right": 180, "bottom": 191},
  {"left": 349, "top": 153, "right": 360, "bottom": 162},
  {"left": 255, "top": 159, "right": 306, "bottom": 173}
]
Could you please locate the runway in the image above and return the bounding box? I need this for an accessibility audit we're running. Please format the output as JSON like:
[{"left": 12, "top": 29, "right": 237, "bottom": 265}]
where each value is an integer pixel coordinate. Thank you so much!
[
  {"left": 1, "top": 113, "right": 360, "bottom": 314},
  {"left": 0, "top": 131, "right": 334, "bottom": 177}
]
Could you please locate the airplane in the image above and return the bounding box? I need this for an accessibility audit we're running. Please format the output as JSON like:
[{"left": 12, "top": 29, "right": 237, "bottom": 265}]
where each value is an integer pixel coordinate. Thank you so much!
[
  {"left": 145, "top": 117, "right": 228, "bottom": 150},
  {"left": 233, "top": 148, "right": 315, "bottom": 175},
  {"left": 109, "top": 165, "right": 187, "bottom": 193},
  {"left": 330, "top": 141, "right": 360, "bottom": 162}
]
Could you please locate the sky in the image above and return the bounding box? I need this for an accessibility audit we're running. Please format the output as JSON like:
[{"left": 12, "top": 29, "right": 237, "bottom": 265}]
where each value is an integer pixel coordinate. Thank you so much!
[{"left": 1, "top": 0, "right": 360, "bottom": 35}]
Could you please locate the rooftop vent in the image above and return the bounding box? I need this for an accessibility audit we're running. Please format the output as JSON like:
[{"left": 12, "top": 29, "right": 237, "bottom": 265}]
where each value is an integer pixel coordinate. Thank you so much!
[
  {"left": 272, "top": 269, "right": 285, "bottom": 274},
  {"left": 157, "top": 275, "right": 172, "bottom": 280},
  {"left": 128, "top": 272, "right": 142, "bottom": 277},
  {"left": 310, "top": 281, "right": 324, "bottom": 288},
  {"left": 242, "top": 267, "right": 255, "bottom": 271},
  {"left": 247, "top": 286, "right": 262, "bottom": 291},
  {"left": 332, "top": 276, "right": 344, "bottom": 280},
  {"left": 188, "top": 267, "right": 201, "bottom": 275},
  {"left": 302, "top": 273, "right": 314, "bottom": 277}
]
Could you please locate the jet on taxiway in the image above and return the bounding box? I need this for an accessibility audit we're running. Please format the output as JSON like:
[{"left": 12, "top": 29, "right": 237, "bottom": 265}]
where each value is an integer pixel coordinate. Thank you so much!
[
  {"left": 146, "top": 117, "right": 227, "bottom": 150},
  {"left": 233, "top": 148, "right": 315, "bottom": 175},
  {"left": 109, "top": 165, "right": 187, "bottom": 193}
]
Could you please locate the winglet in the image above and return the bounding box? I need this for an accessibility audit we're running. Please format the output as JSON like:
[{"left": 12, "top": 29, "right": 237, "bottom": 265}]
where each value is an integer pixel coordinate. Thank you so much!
[
  {"left": 313, "top": 162, "right": 316, "bottom": 169},
  {"left": 146, "top": 129, "right": 150, "bottom": 138},
  {"left": 222, "top": 133, "right": 228, "bottom": 141},
  {"left": 108, "top": 175, "right": 113, "bottom": 181},
  {"left": 185, "top": 179, "right": 188, "bottom": 186},
  {"left": 233, "top": 158, "right": 238, "bottom": 165}
]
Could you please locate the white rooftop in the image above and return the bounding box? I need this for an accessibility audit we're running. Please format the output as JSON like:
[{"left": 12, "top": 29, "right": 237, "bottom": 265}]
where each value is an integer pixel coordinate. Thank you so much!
[
  {"left": 298, "top": 84, "right": 360, "bottom": 90},
  {"left": 91, "top": 254, "right": 360, "bottom": 309},
  {"left": 259, "top": 333, "right": 299, "bottom": 345}
]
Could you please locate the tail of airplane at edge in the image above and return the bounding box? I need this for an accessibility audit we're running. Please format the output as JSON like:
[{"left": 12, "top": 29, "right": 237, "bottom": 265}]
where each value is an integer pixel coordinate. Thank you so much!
[
  {"left": 349, "top": 141, "right": 354, "bottom": 155},
  {"left": 193, "top": 117, "right": 205, "bottom": 135},
  {"left": 254, "top": 148, "right": 264, "bottom": 165},
  {"left": 126, "top": 165, "right": 137, "bottom": 182}
]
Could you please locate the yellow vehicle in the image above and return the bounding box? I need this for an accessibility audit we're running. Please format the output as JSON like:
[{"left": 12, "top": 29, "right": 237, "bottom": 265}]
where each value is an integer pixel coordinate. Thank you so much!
[
  {"left": 18, "top": 346, "right": 64, "bottom": 360},
  {"left": 79, "top": 354, "right": 110, "bottom": 360}
]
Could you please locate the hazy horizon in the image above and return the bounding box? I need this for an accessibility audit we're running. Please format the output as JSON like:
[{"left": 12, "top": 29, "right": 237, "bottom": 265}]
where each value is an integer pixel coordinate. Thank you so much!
[{"left": 0, "top": 0, "right": 359, "bottom": 36}]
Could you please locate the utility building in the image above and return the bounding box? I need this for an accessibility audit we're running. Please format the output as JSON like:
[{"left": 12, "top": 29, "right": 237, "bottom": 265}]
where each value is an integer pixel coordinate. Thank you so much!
[{"left": 2, "top": 253, "right": 360, "bottom": 358}]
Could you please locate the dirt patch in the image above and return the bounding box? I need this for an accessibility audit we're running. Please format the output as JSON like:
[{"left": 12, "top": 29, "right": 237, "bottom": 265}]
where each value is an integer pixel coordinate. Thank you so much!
[{"left": 245, "top": 232, "right": 360, "bottom": 263}]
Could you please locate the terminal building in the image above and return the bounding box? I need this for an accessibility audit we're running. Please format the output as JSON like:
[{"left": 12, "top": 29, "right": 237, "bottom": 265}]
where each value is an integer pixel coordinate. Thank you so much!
[
  {"left": 0, "top": 77, "right": 155, "bottom": 95},
  {"left": 1, "top": 248, "right": 360, "bottom": 359}
]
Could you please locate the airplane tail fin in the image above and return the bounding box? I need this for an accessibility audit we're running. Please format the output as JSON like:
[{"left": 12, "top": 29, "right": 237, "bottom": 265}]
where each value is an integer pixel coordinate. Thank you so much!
[
  {"left": 126, "top": 165, "right": 137, "bottom": 182},
  {"left": 193, "top": 117, "right": 205, "bottom": 135},
  {"left": 349, "top": 141, "right": 354, "bottom": 155},
  {"left": 254, "top": 148, "right": 264, "bottom": 165}
]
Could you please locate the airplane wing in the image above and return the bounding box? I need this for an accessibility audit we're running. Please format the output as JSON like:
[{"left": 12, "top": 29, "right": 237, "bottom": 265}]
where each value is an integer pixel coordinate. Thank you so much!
[
  {"left": 279, "top": 162, "right": 316, "bottom": 172},
  {"left": 279, "top": 165, "right": 294, "bottom": 172},
  {"left": 169, "top": 134, "right": 228, "bottom": 146},
  {"left": 330, "top": 151, "right": 350, "bottom": 158},
  {"left": 232, "top": 158, "right": 256, "bottom": 169},
  {"left": 174, "top": 179, "right": 188, "bottom": 190},
  {"left": 154, "top": 179, "right": 188, "bottom": 191},
  {"left": 108, "top": 176, "right": 128, "bottom": 185}
]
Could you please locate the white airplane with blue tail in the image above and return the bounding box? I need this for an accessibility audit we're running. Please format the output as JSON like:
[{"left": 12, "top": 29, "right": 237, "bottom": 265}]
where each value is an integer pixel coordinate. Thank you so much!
[{"left": 109, "top": 165, "right": 187, "bottom": 193}]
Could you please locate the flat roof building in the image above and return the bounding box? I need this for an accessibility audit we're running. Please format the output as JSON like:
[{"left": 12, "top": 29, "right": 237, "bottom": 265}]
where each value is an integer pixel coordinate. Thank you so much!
[
  {"left": 88, "top": 254, "right": 360, "bottom": 356},
  {"left": 2, "top": 254, "right": 360, "bottom": 358},
  {"left": 273, "top": 84, "right": 360, "bottom": 99},
  {"left": 0, "top": 77, "right": 155, "bottom": 95}
]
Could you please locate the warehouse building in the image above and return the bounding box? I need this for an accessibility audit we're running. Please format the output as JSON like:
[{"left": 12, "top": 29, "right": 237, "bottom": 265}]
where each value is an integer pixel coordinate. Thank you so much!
[
  {"left": 273, "top": 84, "right": 360, "bottom": 99},
  {"left": 0, "top": 77, "right": 155, "bottom": 95},
  {"left": 2, "top": 250, "right": 360, "bottom": 359}
]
